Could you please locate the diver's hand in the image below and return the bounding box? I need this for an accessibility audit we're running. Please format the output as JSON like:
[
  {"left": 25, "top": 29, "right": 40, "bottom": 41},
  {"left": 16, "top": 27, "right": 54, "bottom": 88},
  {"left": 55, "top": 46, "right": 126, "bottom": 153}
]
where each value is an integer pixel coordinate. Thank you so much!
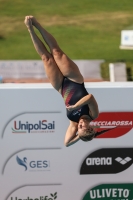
[{"left": 66, "top": 105, "right": 76, "bottom": 111}]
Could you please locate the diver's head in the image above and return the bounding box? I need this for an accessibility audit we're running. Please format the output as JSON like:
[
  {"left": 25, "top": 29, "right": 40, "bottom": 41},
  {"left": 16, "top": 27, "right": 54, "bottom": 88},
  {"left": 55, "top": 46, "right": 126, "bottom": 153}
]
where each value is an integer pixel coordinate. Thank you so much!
[{"left": 78, "top": 116, "right": 95, "bottom": 141}]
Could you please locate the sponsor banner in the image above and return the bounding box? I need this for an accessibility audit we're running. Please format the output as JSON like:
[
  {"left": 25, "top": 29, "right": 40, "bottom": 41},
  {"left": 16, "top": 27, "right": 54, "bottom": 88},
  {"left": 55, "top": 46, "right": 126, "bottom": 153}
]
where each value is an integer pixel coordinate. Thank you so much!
[
  {"left": 121, "top": 30, "right": 133, "bottom": 46},
  {"left": 80, "top": 148, "right": 133, "bottom": 174},
  {"left": 0, "top": 85, "right": 133, "bottom": 200},
  {"left": 90, "top": 112, "right": 133, "bottom": 138},
  {"left": 2, "top": 149, "right": 62, "bottom": 176},
  {"left": 2, "top": 111, "right": 133, "bottom": 139},
  {"left": 2, "top": 113, "right": 61, "bottom": 138},
  {"left": 7, "top": 185, "right": 62, "bottom": 200},
  {"left": 82, "top": 183, "right": 133, "bottom": 200}
]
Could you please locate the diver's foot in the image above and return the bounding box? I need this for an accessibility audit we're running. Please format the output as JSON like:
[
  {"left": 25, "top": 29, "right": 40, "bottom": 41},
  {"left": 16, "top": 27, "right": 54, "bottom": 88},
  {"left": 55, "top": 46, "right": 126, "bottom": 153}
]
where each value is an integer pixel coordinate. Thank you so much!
[
  {"left": 29, "top": 16, "right": 40, "bottom": 27},
  {"left": 24, "top": 16, "right": 33, "bottom": 29}
]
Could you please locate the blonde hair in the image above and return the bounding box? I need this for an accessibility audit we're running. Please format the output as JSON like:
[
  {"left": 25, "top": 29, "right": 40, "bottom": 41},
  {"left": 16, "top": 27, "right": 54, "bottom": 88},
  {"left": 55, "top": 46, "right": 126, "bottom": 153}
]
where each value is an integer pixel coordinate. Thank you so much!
[{"left": 79, "top": 129, "right": 95, "bottom": 142}]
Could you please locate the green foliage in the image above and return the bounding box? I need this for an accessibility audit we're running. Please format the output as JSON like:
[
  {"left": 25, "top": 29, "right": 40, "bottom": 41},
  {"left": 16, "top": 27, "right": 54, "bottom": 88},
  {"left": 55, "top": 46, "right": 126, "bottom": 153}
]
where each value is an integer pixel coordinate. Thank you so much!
[
  {"left": 126, "top": 62, "right": 133, "bottom": 81},
  {"left": 1, "top": 0, "right": 133, "bottom": 16},
  {"left": 100, "top": 62, "right": 110, "bottom": 81},
  {"left": 100, "top": 61, "right": 133, "bottom": 81},
  {"left": 0, "top": 0, "right": 133, "bottom": 65}
]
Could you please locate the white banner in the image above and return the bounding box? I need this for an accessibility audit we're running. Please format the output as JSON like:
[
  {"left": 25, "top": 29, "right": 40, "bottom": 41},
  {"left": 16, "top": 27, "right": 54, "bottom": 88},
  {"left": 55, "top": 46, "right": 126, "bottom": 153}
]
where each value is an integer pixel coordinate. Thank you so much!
[
  {"left": 0, "top": 82, "right": 133, "bottom": 200},
  {"left": 0, "top": 60, "right": 104, "bottom": 80},
  {"left": 121, "top": 30, "right": 133, "bottom": 46}
]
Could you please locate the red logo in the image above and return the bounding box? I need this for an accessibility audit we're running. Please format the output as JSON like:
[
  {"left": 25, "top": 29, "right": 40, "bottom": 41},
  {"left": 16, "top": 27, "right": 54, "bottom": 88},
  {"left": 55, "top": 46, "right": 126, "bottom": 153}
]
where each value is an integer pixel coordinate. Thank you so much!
[{"left": 90, "top": 112, "right": 133, "bottom": 138}]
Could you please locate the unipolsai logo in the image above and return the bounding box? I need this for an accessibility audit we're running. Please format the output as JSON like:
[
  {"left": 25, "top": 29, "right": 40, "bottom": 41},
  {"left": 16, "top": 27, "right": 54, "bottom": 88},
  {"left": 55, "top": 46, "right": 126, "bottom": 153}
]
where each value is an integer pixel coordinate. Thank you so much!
[
  {"left": 82, "top": 183, "right": 133, "bottom": 200},
  {"left": 16, "top": 155, "right": 50, "bottom": 171},
  {"left": 90, "top": 112, "right": 133, "bottom": 138},
  {"left": 10, "top": 192, "right": 57, "bottom": 200},
  {"left": 12, "top": 120, "right": 55, "bottom": 133},
  {"left": 80, "top": 148, "right": 133, "bottom": 174}
]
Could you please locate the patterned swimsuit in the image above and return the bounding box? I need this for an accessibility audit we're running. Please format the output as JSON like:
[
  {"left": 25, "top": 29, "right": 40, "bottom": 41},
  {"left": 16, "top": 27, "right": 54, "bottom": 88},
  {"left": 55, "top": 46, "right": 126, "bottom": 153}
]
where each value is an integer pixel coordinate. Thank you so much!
[{"left": 61, "top": 77, "right": 92, "bottom": 123}]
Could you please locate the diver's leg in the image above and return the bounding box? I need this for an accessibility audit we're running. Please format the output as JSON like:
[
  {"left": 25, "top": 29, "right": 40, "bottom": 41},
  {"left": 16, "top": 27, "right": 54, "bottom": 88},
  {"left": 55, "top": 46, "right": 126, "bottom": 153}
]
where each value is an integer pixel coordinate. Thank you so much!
[
  {"left": 30, "top": 16, "right": 83, "bottom": 83},
  {"left": 24, "top": 16, "right": 63, "bottom": 91}
]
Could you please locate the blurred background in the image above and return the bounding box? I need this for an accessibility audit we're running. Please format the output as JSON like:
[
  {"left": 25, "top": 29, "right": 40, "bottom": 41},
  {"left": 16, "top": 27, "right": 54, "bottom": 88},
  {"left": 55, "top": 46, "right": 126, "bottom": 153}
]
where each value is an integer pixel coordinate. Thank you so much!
[{"left": 0, "top": 0, "right": 133, "bottom": 83}]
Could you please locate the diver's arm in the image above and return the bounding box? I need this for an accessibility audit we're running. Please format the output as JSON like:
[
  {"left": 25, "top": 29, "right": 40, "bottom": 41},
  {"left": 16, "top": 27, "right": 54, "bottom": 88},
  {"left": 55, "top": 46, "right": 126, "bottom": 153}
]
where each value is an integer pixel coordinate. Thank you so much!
[
  {"left": 67, "top": 94, "right": 99, "bottom": 119},
  {"left": 65, "top": 135, "right": 80, "bottom": 147},
  {"left": 64, "top": 121, "right": 80, "bottom": 147},
  {"left": 74, "top": 94, "right": 93, "bottom": 108}
]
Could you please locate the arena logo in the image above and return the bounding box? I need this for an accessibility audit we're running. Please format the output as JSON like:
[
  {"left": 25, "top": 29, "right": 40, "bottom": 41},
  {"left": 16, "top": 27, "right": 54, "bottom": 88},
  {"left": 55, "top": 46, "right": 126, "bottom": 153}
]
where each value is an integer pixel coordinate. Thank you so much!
[
  {"left": 80, "top": 148, "right": 133, "bottom": 174},
  {"left": 10, "top": 192, "right": 57, "bottom": 200},
  {"left": 16, "top": 155, "right": 50, "bottom": 171},
  {"left": 82, "top": 183, "right": 133, "bottom": 200},
  {"left": 12, "top": 120, "right": 55, "bottom": 133},
  {"left": 86, "top": 157, "right": 112, "bottom": 166},
  {"left": 90, "top": 112, "right": 133, "bottom": 138}
]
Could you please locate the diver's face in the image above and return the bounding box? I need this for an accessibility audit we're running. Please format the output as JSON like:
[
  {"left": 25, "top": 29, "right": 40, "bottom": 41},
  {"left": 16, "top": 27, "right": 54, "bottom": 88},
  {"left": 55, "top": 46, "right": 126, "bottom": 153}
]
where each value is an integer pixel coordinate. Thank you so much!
[
  {"left": 78, "top": 118, "right": 94, "bottom": 136},
  {"left": 78, "top": 118, "right": 90, "bottom": 131}
]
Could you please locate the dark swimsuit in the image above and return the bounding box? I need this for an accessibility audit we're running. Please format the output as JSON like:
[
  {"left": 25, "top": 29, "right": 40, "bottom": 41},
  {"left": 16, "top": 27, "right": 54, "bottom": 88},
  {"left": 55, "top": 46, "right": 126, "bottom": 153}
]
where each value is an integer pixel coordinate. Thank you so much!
[{"left": 61, "top": 77, "right": 93, "bottom": 123}]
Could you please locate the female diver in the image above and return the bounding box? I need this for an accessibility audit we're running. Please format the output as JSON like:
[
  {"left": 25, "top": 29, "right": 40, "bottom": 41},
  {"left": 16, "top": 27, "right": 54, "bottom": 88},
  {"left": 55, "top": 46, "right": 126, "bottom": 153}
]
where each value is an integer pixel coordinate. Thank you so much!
[{"left": 24, "top": 16, "right": 99, "bottom": 147}]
